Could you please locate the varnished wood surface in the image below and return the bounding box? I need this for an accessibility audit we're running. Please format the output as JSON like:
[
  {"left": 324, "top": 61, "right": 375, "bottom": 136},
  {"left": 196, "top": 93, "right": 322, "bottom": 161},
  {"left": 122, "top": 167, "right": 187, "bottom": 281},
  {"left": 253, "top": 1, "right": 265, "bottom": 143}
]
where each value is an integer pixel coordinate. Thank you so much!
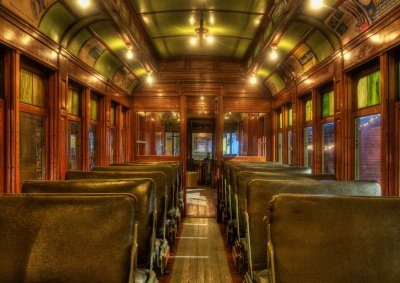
[
  {"left": 186, "top": 186, "right": 217, "bottom": 218},
  {"left": 162, "top": 186, "right": 241, "bottom": 283}
]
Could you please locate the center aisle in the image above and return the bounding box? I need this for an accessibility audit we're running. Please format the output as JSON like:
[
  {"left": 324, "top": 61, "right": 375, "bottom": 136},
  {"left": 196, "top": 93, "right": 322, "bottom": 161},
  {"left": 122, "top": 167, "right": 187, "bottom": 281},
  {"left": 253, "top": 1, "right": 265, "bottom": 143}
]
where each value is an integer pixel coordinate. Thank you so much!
[{"left": 161, "top": 186, "right": 240, "bottom": 283}]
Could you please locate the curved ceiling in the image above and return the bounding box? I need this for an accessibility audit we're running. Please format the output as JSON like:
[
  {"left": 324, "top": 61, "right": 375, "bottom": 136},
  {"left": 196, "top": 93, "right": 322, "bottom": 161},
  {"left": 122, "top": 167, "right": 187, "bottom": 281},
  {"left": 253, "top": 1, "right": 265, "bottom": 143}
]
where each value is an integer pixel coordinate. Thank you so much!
[{"left": 1, "top": 0, "right": 398, "bottom": 96}]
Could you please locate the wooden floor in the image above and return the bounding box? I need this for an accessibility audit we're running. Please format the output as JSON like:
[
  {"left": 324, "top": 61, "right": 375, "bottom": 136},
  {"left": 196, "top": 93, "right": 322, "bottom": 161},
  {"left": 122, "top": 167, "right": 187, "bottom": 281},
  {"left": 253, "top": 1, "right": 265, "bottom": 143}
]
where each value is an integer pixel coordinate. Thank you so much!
[
  {"left": 161, "top": 186, "right": 240, "bottom": 283},
  {"left": 186, "top": 186, "right": 217, "bottom": 217}
]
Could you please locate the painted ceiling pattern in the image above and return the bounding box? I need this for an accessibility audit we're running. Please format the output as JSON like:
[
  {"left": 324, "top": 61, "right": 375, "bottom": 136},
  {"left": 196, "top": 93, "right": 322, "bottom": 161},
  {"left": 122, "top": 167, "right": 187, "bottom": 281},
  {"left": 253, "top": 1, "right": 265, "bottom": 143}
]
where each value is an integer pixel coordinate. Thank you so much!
[{"left": 1, "top": 0, "right": 399, "bottom": 96}]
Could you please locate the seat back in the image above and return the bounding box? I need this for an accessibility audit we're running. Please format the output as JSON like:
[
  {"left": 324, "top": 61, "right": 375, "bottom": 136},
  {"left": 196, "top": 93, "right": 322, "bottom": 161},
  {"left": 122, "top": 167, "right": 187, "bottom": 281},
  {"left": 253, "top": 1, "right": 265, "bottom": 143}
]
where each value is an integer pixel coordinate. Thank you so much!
[
  {"left": 235, "top": 172, "right": 335, "bottom": 238},
  {"left": 246, "top": 179, "right": 381, "bottom": 272},
  {"left": 94, "top": 165, "right": 175, "bottom": 210},
  {"left": 268, "top": 194, "right": 400, "bottom": 283},
  {"left": 0, "top": 194, "right": 136, "bottom": 283},
  {"left": 65, "top": 170, "right": 167, "bottom": 236},
  {"left": 22, "top": 179, "right": 156, "bottom": 267}
]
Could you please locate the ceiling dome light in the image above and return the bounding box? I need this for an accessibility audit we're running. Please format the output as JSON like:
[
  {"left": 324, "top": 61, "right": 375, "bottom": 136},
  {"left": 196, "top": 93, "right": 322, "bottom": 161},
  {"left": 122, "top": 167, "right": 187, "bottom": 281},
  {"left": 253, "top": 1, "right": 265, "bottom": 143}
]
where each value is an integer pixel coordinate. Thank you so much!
[
  {"left": 270, "top": 49, "right": 278, "bottom": 60},
  {"left": 310, "top": 0, "right": 323, "bottom": 10},
  {"left": 146, "top": 73, "right": 153, "bottom": 85},
  {"left": 78, "top": 0, "right": 90, "bottom": 9},
  {"left": 249, "top": 75, "right": 257, "bottom": 85},
  {"left": 190, "top": 37, "right": 198, "bottom": 45},
  {"left": 191, "top": 12, "right": 210, "bottom": 46},
  {"left": 126, "top": 49, "right": 133, "bottom": 59}
]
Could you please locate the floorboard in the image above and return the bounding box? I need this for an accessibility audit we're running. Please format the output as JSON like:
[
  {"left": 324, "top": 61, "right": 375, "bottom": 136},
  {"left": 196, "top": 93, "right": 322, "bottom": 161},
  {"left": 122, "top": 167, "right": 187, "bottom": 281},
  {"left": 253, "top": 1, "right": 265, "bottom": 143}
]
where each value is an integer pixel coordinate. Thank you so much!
[{"left": 161, "top": 186, "right": 241, "bottom": 283}]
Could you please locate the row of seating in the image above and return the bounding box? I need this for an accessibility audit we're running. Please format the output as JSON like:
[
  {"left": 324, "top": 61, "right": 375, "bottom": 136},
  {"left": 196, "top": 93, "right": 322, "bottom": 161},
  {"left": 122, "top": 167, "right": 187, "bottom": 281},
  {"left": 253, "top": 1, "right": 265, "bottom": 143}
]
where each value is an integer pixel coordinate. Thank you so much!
[
  {"left": 0, "top": 161, "right": 183, "bottom": 283},
  {"left": 220, "top": 161, "right": 400, "bottom": 282}
]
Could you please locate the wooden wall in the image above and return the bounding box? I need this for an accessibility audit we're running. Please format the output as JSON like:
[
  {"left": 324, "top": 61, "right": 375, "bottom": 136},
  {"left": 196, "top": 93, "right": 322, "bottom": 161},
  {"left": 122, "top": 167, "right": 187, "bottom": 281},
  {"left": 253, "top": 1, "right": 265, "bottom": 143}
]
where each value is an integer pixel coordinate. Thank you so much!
[
  {"left": 0, "top": 12, "right": 132, "bottom": 193},
  {"left": 270, "top": 10, "right": 400, "bottom": 196}
]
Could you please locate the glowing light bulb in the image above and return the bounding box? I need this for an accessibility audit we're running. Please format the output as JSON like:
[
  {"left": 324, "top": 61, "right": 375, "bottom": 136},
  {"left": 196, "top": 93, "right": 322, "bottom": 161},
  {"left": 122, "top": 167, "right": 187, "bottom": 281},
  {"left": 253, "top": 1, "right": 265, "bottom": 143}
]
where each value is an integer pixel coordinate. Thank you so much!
[
  {"left": 147, "top": 74, "right": 153, "bottom": 85},
  {"left": 190, "top": 37, "right": 198, "bottom": 45},
  {"left": 78, "top": 0, "right": 90, "bottom": 8},
  {"left": 270, "top": 49, "right": 278, "bottom": 60},
  {"left": 209, "top": 14, "right": 215, "bottom": 24},
  {"left": 310, "top": 0, "right": 323, "bottom": 10},
  {"left": 206, "top": 36, "right": 214, "bottom": 44},
  {"left": 249, "top": 75, "right": 257, "bottom": 85},
  {"left": 126, "top": 50, "right": 133, "bottom": 59},
  {"left": 190, "top": 16, "right": 195, "bottom": 25}
]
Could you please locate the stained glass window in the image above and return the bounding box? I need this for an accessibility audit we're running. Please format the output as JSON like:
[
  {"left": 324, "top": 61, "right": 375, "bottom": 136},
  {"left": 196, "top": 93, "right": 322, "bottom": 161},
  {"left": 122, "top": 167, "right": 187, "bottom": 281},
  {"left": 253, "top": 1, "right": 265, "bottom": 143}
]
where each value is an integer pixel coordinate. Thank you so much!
[
  {"left": 67, "top": 88, "right": 80, "bottom": 116},
  {"left": 20, "top": 68, "right": 44, "bottom": 106},
  {"left": 90, "top": 95, "right": 99, "bottom": 121},
  {"left": 110, "top": 104, "right": 116, "bottom": 125},
  {"left": 288, "top": 106, "right": 293, "bottom": 127},
  {"left": 110, "top": 128, "right": 115, "bottom": 164},
  {"left": 322, "top": 91, "right": 334, "bottom": 118},
  {"left": 279, "top": 112, "right": 283, "bottom": 129},
  {"left": 357, "top": 71, "right": 380, "bottom": 109},
  {"left": 305, "top": 99, "right": 312, "bottom": 122}
]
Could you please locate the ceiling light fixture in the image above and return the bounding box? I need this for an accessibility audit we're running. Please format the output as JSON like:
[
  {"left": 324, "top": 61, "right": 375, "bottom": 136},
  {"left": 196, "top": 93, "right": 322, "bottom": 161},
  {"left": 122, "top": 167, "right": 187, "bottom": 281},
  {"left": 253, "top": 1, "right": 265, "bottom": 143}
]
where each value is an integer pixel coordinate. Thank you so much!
[
  {"left": 310, "top": 0, "right": 324, "bottom": 10},
  {"left": 146, "top": 73, "right": 153, "bottom": 85},
  {"left": 191, "top": 12, "right": 212, "bottom": 46},
  {"left": 270, "top": 46, "right": 278, "bottom": 61},
  {"left": 126, "top": 49, "right": 133, "bottom": 59},
  {"left": 78, "top": 0, "right": 90, "bottom": 9},
  {"left": 249, "top": 74, "right": 258, "bottom": 85}
]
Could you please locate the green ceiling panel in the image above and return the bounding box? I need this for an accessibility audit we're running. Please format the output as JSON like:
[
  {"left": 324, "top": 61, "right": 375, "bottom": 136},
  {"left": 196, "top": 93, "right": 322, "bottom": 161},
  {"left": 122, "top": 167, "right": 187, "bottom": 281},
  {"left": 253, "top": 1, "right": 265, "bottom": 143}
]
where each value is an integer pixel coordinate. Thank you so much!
[
  {"left": 62, "top": 16, "right": 106, "bottom": 48},
  {"left": 94, "top": 51, "right": 121, "bottom": 80},
  {"left": 278, "top": 22, "right": 312, "bottom": 54},
  {"left": 130, "top": 0, "right": 270, "bottom": 14},
  {"left": 152, "top": 37, "right": 250, "bottom": 58},
  {"left": 306, "top": 30, "right": 333, "bottom": 62},
  {"left": 297, "top": 15, "right": 341, "bottom": 50},
  {"left": 39, "top": 3, "right": 76, "bottom": 43},
  {"left": 128, "top": 79, "right": 140, "bottom": 94},
  {"left": 90, "top": 22, "right": 125, "bottom": 51},
  {"left": 68, "top": 29, "right": 92, "bottom": 56},
  {"left": 268, "top": 73, "right": 286, "bottom": 94},
  {"left": 143, "top": 11, "right": 260, "bottom": 39}
]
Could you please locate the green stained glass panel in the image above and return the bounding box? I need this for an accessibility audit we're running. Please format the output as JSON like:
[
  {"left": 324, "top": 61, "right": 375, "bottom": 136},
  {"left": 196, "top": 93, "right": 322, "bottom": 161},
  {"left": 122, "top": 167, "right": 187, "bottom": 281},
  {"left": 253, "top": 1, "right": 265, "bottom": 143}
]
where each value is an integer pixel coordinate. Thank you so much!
[
  {"left": 90, "top": 96, "right": 98, "bottom": 121},
  {"left": 288, "top": 107, "right": 293, "bottom": 127},
  {"left": 67, "top": 89, "right": 80, "bottom": 116},
  {"left": 305, "top": 99, "right": 312, "bottom": 122},
  {"left": 20, "top": 69, "right": 33, "bottom": 104},
  {"left": 322, "top": 91, "right": 334, "bottom": 118},
  {"left": 357, "top": 71, "right": 381, "bottom": 109},
  {"left": 110, "top": 106, "right": 116, "bottom": 125},
  {"left": 32, "top": 73, "right": 44, "bottom": 107},
  {"left": 67, "top": 89, "right": 73, "bottom": 114},
  {"left": 279, "top": 112, "right": 283, "bottom": 129}
]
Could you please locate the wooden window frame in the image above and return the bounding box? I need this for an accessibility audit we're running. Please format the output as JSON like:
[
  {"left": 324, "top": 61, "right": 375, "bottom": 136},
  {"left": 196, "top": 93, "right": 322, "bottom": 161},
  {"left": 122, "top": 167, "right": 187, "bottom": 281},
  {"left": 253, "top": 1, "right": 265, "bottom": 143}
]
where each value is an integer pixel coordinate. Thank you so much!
[
  {"left": 67, "top": 82, "right": 83, "bottom": 170},
  {"left": 18, "top": 61, "right": 49, "bottom": 185}
]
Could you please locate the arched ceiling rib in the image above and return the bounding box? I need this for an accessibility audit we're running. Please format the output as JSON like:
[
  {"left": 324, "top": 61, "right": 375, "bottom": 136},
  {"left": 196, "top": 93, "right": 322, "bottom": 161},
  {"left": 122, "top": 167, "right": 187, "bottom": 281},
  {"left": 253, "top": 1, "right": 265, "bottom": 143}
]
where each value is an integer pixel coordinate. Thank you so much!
[{"left": 1, "top": 0, "right": 399, "bottom": 95}]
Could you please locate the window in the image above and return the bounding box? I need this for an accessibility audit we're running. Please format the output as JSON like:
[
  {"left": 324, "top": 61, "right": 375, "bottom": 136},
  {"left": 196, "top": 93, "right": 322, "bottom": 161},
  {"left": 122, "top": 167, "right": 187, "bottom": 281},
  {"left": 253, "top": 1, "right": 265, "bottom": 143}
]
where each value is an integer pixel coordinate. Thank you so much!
[
  {"left": 109, "top": 103, "right": 116, "bottom": 164},
  {"left": 277, "top": 109, "right": 283, "bottom": 163},
  {"left": 223, "top": 132, "right": 239, "bottom": 156},
  {"left": 355, "top": 114, "right": 381, "bottom": 183},
  {"left": 120, "top": 108, "right": 127, "bottom": 163},
  {"left": 67, "top": 86, "right": 81, "bottom": 170},
  {"left": 321, "top": 90, "right": 335, "bottom": 174},
  {"left": 19, "top": 65, "right": 47, "bottom": 186},
  {"left": 303, "top": 96, "right": 313, "bottom": 168},
  {"left": 89, "top": 94, "right": 100, "bottom": 169},
  {"left": 287, "top": 104, "right": 293, "bottom": 165},
  {"left": 137, "top": 111, "right": 180, "bottom": 156},
  {"left": 356, "top": 71, "right": 380, "bottom": 109},
  {"left": 354, "top": 69, "right": 381, "bottom": 184}
]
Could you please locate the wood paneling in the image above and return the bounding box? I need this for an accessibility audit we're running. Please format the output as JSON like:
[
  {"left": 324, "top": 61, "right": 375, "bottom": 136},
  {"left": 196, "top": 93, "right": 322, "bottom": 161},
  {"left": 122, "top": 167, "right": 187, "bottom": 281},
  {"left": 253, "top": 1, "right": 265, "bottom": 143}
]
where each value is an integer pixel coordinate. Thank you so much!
[
  {"left": 189, "top": 60, "right": 216, "bottom": 71},
  {"left": 223, "top": 97, "right": 271, "bottom": 112},
  {"left": 134, "top": 97, "right": 180, "bottom": 110}
]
